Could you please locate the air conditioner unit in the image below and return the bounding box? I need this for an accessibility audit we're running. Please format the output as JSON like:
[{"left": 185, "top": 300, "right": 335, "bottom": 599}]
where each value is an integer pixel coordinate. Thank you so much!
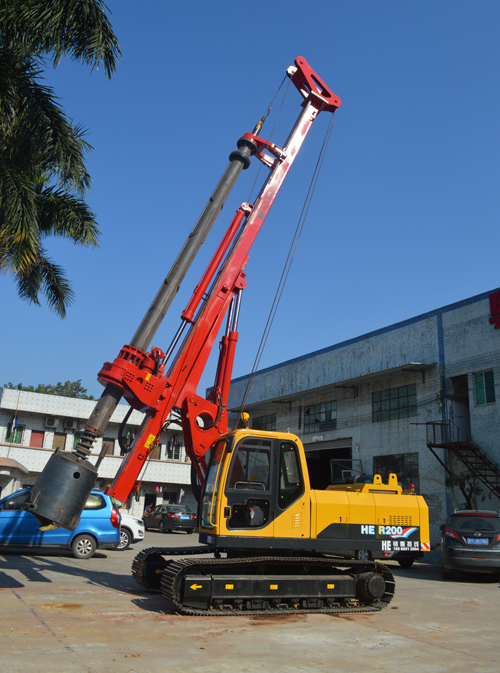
[
  {"left": 45, "top": 416, "right": 59, "bottom": 428},
  {"left": 64, "top": 419, "right": 77, "bottom": 430}
]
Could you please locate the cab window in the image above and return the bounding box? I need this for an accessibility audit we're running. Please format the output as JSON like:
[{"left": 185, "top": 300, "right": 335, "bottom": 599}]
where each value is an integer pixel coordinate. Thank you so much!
[
  {"left": 227, "top": 438, "right": 271, "bottom": 491},
  {"left": 201, "top": 440, "right": 227, "bottom": 529},
  {"left": 279, "top": 442, "right": 304, "bottom": 509}
]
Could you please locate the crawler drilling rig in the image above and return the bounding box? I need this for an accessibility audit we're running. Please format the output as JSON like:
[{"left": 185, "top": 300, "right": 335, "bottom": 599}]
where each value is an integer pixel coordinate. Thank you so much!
[{"left": 29, "top": 57, "right": 429, "bottom": 615}]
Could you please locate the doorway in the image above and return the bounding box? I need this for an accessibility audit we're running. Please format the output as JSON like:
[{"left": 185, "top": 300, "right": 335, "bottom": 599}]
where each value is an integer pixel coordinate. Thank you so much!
[
  {"left": 446, "top": 374, "right": 470, "bottom": 439},
  {"left": 143, "top": 494, "right": 156, "bottom": 514},
  {"left": 304, "top": 444, "right": 352, "bottom": 490}
]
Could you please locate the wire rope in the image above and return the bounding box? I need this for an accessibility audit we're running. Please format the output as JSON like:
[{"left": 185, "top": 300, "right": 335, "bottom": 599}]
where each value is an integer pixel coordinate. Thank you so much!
[
  {"left": 152, "top": 74, "right": 293, "bottom": 435},
  {"left": 247, "top": 76, "right": 290, "bottom": 203},
  {"left": 235, "top": 109, "right": 339, "bottom": 426}
]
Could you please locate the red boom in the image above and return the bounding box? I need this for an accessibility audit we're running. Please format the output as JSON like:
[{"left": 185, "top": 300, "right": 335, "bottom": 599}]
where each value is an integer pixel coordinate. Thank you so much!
[{"left": 99, "top": 57, "right": 341, "bottom": 503}]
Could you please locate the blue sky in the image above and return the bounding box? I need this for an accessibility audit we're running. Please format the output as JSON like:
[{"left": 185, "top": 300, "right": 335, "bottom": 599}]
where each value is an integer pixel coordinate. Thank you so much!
[{"left": 2, "top": 1, "right": 499, "bottom": 400}]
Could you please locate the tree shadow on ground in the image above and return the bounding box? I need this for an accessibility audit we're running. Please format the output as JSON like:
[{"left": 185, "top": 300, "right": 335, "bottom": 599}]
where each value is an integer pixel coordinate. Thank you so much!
[{"left": 0, "top": 550, "right": 145, "bottom": 595}]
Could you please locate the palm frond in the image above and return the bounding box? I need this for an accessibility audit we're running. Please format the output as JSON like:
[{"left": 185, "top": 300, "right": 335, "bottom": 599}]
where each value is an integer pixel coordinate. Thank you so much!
[
  {"left": 16, "top": 248, "right": 75, "bottom": 318},
  {"left": 37, "top": 186, "right": 100, "bottom": 247},
  {"left": 0, "top": 161, "right": 39, "bottom": 271},
  {"left": 0, "top": 51, "right": 93, "bottom": 195},
  {"left": 0, "top": 0, "right": 118, "bottom": 317},
  {"left": 0, "top": 0, "right": 122, "bottom": 78}
]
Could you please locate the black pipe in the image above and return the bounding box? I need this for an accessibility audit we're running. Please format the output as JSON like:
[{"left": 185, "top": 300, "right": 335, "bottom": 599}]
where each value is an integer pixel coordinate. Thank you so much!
[
  {"left": 131, "top": 136, "right": 256, "bottom": 351},
  {"left": 29, "top": 134, "right": 257, "bottom": 527},
  {"left": 81, "top": 135, "right": 257, "bottom": 444}
]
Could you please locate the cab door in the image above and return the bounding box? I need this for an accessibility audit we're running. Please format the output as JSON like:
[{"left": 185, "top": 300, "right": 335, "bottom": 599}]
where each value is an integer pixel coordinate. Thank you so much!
[
  {"left": 274, "top": 440, "right": 310, "bottom": 539},
  {"left": 222, "top": 436, "right": 274, "bottom": 536}
]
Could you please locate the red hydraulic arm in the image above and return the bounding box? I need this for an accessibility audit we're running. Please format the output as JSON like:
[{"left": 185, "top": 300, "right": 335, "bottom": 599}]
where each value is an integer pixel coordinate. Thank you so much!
[
  {"left": 101, "top": 56, "right": 341, "bottom": 503},
  {"left": 28, "top": 57, "right": 340, "bottom": 531}
]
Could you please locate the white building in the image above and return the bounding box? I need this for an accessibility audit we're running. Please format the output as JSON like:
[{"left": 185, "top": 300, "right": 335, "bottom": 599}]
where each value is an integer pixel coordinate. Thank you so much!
[
  {"left": 227, "top": 288, "right": 500, "bottom": 543},
  {"left": 0, "top": 390, "right": 196, "bottom": 516}
]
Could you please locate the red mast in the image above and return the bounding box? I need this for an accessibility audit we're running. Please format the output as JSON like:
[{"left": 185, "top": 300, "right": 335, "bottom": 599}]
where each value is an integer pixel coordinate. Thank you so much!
[{"left": 28, "top": 57, "right": 341, "bottom": 529}]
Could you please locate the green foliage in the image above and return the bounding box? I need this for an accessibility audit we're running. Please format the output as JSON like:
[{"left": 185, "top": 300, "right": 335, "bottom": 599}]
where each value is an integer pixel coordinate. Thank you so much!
[
  {"left": 0, "top": 1, "right": 121, "bottom": 317},
  {"left": 0, "top": 0, "right": 121, "bottom": 78},
  {"left": 3, "top": 379, "right": 95, "bottom": 400},
  {"left": 445, "top": 466, "right": 484, "bottom": 510}
]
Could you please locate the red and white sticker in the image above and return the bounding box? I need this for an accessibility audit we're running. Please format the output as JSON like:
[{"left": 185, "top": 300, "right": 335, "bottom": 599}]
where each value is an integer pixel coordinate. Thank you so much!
[{"left": 420, "top": 542, "right": 430, "bottom": 551}]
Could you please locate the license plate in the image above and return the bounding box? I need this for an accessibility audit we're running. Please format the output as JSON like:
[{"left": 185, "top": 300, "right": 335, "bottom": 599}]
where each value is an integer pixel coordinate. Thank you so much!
[
  {"left": 467, "top": 538, "right": 488, "bottom": 545},
  {"left": 180, "top": 516, "right": 189, "bottom": 519}
]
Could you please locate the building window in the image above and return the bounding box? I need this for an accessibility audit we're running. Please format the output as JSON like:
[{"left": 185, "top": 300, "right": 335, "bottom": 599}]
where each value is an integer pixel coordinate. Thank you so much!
[
  {"left": 373, "top": 453, "right": 419, "bottom": 492},
  {"left": 52, "top": 432, "right": 67, "bottom": 451},
  {"left": 5, "top": 424, "right": 25, "bottom": 444},
  {"left": 372, "top": 384, "right": 417, "bottom": 422},
  {"left": 167, "top": 441, "right": 181, "bottom": 460},
  {"left": 149, "top": 445, "right": 161, "bottom": 460},
  {"left": 303, "top": 401, "right": 337, "bottom": 433},
  {"left": 102, "top": 438, "right": 115, "bottom": 455},
  {"left": 162, "top": 490, "right": 178, "bottom": 503},
  {"left": 120, "top": 428, "right": 135, "bottom": 456},
  {"left": 252, "top": 414, "right": 277, "bottom": 431},
  {"left": 30, "top": 430, "right": 45, "bottom": 448},
  {"left": 475, "top": 370, "right": 496, "bottom": 405}
]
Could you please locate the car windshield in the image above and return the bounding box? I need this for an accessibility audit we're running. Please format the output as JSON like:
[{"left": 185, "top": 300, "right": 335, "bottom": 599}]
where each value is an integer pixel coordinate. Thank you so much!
[
  {"left": 0, "top": 490, "right": 30, "bottom": 510},
  {"left": 167, "top": 506, "right": 191, "bottom": 514},
  {"left": 448, "top": 514, "right": 500, "bottom": 532}
]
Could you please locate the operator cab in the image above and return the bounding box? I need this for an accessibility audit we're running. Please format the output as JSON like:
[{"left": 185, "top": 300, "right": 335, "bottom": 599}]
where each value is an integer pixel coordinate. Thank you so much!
[{"left": 199, "top": 430, "right": 307, "bottom": 541}]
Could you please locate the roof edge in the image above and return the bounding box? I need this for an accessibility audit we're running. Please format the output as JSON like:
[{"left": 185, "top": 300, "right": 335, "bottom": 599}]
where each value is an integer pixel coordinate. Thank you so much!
[{"left": 231, "top": 287, "right": 500, "bottom": 384}]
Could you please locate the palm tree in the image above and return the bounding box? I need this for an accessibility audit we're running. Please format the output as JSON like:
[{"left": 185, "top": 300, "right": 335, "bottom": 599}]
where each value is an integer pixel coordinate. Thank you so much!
[{"left": 0, "top": 1, "right": 121, "bottom": 317}]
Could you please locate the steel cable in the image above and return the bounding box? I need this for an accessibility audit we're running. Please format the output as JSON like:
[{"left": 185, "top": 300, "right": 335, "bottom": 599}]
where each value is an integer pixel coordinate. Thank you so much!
[{"left": 236, "top": 110, "right": 339, "bottom": 426}]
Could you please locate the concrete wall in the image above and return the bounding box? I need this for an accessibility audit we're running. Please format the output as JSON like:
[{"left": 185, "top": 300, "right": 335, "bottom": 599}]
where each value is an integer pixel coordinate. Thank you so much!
[
  {"left": 228, "top": 288, "right": 500, "bottom": 542},
  {"left": 442, "top": 296, "right": 500, "bottom": 456},
  {"left": 229, "top": 313, "right": 440, "bottom": 408}
]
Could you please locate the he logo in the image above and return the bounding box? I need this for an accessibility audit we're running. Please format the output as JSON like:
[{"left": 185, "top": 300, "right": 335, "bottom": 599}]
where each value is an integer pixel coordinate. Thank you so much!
[
  {"left": 361, "top": 525, "right": 375, "bottom": 535},
  {"left": 382, "top": 540, "right": 392, "bottom": 551}
]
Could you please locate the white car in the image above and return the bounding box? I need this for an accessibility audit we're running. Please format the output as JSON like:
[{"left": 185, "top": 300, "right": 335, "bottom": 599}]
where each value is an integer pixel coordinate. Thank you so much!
[{"left": 117, "top": 511, "right": 145, "bottom": 551}]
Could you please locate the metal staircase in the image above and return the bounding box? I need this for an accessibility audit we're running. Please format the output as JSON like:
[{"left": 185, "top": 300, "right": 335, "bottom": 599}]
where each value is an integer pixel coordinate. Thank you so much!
[{"left": 426, "top": 421, "right": 500, "bottom": 499}]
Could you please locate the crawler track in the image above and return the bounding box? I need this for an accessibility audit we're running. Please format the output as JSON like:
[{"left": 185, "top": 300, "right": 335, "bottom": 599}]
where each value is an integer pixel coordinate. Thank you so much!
[
  {"left": 132, "top": 547, "right": 395, "bottom": 615},
  {"left": 132, "top": 545, "right": 212, "bottom": 591}
]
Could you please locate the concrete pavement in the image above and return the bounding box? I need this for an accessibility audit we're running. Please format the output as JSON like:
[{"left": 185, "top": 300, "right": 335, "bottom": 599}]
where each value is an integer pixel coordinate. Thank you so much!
[{"left": 1, "top": 532, "right": 499, "bottom": 673}]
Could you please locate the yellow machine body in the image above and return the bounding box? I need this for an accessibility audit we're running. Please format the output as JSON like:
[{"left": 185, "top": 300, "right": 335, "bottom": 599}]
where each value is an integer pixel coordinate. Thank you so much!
[{"left": 199, "top": 429, "right": 430, "bottom": 556}]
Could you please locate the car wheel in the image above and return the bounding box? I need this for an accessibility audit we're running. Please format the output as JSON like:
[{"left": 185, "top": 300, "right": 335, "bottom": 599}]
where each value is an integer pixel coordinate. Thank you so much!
[
  {"left": 397, "top": 558, "right": 414, "bottom": 569},
  {"left": 71, "top": 534, "right": 97, "bottom": 559},
  {"left": 159, "top": 521, "right": 165, "bottom": 534},
  {"left": 355, "top": 549, "right": 372, "bottom": 562},
  {"left": 117, "top": 528, "right": 132, "bottom": 551},
  {"left": 441, "top": 566, "right": 453, "bottom": 580},
  {"left": 185, "top": 529, "right": 193, "bottom": 534}
]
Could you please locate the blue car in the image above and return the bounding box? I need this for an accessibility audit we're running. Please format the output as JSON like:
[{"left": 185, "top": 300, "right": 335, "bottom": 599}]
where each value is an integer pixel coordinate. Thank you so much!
[{"left": 0, "top": 488, "right": 120, "bottom": 559}]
